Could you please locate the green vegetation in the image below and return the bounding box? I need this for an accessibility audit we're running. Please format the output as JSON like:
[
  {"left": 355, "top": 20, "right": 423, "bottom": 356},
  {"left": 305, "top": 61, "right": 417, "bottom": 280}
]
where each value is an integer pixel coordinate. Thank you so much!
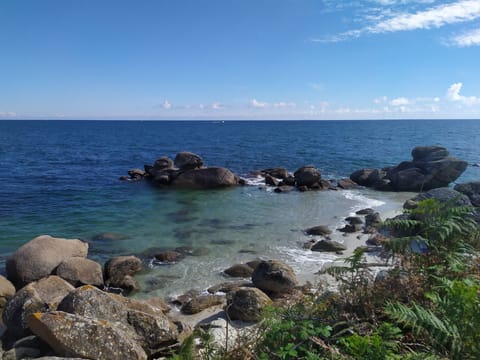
[{"left": 169, "top": 199, "right": 480, "bottom": 359}]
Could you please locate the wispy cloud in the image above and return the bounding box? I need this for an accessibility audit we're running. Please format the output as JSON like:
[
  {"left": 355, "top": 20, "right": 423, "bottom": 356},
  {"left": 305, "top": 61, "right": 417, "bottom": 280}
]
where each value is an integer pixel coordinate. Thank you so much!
[
  {"left": 162, "top": 100, "right": 172, "bottom": 109},
  {"left": 251, "top": 99, "right": 268, "bottom": 108},
  {"left": 390, "top": 97, "right": 410, "bottom": 106},
  {"left": 446, "top": 82, "right": 480, "bottom": 105},
  {"left": 449, "top": 27, "right": 480, "bottom": 46},
  {"left": 0, "top": 111, "right": 16, "bottom": 118},
  {"left": 314, "top": 0, "right": 480, "bottom": 42}
]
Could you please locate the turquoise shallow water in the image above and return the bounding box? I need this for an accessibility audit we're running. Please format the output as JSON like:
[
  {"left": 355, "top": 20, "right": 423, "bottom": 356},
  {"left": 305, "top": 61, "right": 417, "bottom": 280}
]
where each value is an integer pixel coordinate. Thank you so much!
[{"left": 0, "top": 120, "right": 479, "bottom": 296}]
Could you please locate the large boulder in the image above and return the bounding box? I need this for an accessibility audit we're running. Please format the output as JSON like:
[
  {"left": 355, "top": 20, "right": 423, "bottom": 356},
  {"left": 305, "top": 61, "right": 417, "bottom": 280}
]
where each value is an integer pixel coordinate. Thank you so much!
[
  {"left": 58, "top": 285, "right": 179, "bottom": 357},
  {"left": 304, "top": 225, "right": 332, "bottom": 236},
  {"left": 28, "top": 311, "right": 148, "bottom": 360},
  {"left": 2, "top": 276, "right": 74, "bottom": 338},
  {"left": 226, "top": 287, "right": 271, "bottom": 322},
  {"left": 294, "top": 165, "right": 321, "bottom": 187},
  {"left": 6, "top": 235, "right": 88, "bottom": 288},
  {"left": 224, "top": 263, "right": 256, "bottom": 278},
  {"left": 350, "top": 146, "right": 467, "bottom": 192},
  {"left": 180, "top": 295, "right": 224, "bottom": 315},
  {"left": 55, "top": 257, "right": 103, "bottom": 287},
  {"left": 454, "top": 181, "right": 480, "bottom": 207},
  {"left": 261, "top": 168, "right": 289, "bottom": 180},
  {"left": 409, "top": 188, "right": 472, "bottom": 208},
  {"left": 174, "top": 152, "right": 204, "bottom": 170},
  {"left": 171, "top": 167, "right": 238, "bottom": 189},
  {"left": 251, "top": 260, "right": 298, "bottom": 294}
]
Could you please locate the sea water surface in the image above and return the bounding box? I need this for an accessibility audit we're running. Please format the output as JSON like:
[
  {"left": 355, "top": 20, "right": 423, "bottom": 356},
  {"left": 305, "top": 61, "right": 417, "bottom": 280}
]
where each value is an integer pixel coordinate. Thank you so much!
[{"left": 1, "top": 120, "right": 479, "bottom": 297}]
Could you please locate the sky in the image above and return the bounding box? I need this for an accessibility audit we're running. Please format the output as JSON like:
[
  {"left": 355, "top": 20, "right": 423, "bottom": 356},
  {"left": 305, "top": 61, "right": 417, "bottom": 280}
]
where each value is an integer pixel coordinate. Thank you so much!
[{"left": 1, "top": 0, "right": 480, "bottom": 120}]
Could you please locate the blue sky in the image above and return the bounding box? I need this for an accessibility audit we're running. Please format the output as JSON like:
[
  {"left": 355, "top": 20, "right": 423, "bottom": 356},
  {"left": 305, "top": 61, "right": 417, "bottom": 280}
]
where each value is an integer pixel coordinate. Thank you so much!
[{"left": 1, "top": 0, "right": 480, "bottom": 120}]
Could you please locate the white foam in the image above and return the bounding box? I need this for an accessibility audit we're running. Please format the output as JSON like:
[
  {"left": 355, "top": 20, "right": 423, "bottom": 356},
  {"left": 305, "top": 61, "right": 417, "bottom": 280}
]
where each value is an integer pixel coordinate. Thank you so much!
[{"left": 342, "top": 190, "right": 385, "bottom": 215}]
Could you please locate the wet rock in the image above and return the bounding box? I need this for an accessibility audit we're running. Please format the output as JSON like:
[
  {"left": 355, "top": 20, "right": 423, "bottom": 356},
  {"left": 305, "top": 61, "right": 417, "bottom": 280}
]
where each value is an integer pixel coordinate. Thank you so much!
[
  {"left": 261, "top": 168, "right": 289, "bottom": 180},
  {"left": 356, "top": 208, "right": 375, "bottom": 215},
  {"left": 224, "top": 264, "right": 255, "bottom": 278},
  {"left": 154, "top": 251, "right": 185, "bottom": 264},
  {"left": 181, "top": 295, "right": 224, "bottom": 315},
  {"left": 265, "top": 175, "right": 280, "bottom": 187},
  {"left": 294, "top": 165, "right": 321, "bottom": 187},
  {"left": 171, "top": 167, "right": 238, "bottom": 189},
  {"left": 304, "top": 225, "right": 332, "bottom": 236},
  {"left": 28, "top": 311, "right": 148, "bottom": 360},
  {"left": 92, "top": 232, "right": 129, "bottom": 241},
  {"left": 338, "top": 224, "right": 362, "bottom": 233},
  {"left": 174, "top": 152, "right": 204, "bottom": 170},
  {"left": 311, "top": 240, "right": 347, "bottom": 252},
  {"left": 55, "top": 257, "right": 103, "bottom": 287},
  {"left": 337, "top": 178, "right": 359, "bottom": 189},
  {"left": 251, "top": 260, "right": 298, "bottom": 294},
  {"left": 6, "top": 235, "right": 88, "bottom": 288},
  {"left": 226, "top": 287, "right": 271, "bottom": 322},
  {"left": 346, "top": 216, "right": 363, "bottom": 225},
  {"left": 3, "top": 276, "right": 74, "bottom": 339},
  {"left": 274, "top": 185, "right": 295, "bottom": 193}
]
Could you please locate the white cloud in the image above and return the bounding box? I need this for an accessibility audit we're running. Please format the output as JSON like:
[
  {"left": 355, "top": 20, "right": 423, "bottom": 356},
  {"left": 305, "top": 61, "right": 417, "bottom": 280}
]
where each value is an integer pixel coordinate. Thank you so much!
[
  {"left": 446, "top": 82, "right": 480, "bottom": 105},
  {"left": 371, "top": 0, "right": 480, "bottom": 33},
  {"left": 315, "top": 0, "right": 480, "bottom": 42},
  {"left": 162, "top": 100, "right": 172, "bottom": 110},
  {"left": 390, "top": 97, "right": 410, "bottom": 106},
  {"left": 0, "top": 111, "right": 16, "bottom": 118},
  {"left": 251, "top": 99, "right": 269, "bottom": 108},
  {"left": 373, "top": 96, "right": 388, "bottom": 104},
  {"left": 449, "top": 27, "right": 480, "bottom": 46},
  {"left": 274, "top": 101, "right": 296, "bottom": 108},
  {"left": 211, "top": 102, "right": 224, "bottom": 110}
]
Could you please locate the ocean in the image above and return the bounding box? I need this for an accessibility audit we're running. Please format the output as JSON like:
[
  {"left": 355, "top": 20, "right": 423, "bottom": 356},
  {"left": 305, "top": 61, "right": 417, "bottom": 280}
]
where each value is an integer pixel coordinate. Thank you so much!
[{"left": 1, "top": 120, "right": 479, "bottom": 298}]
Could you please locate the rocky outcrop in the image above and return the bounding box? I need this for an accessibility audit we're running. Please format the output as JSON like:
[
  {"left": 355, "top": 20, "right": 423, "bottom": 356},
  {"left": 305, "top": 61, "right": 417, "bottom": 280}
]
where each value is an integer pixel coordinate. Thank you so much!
[
  {"left": 123, "top": 151, "right": 241, "bottom": 189},
  {"left": 0, "top": 275, "right": 16, "bottom": 319},
  {"left": 171, "top": 167, "right": 238, "bottom": 189},
  {"left": 251, "top": 260, "right": 298, "bottom": 294},
  {"left": 6, "top": 235, "right": 88, "bottom": 288},
  {"left": 226, "top": 287, "right": 271, "bottom": 322},
  {"left": 454, "top": 181, "right": 480, "bottom": 207},
  {"left": 408, "top": 188, "right": 472, "bottom": 208},
  {"left": 294, "top": 165, "right": 321, "bottom": 187},
  {"left": 350, "top": 146, "right": 467, "bottom": 192}
]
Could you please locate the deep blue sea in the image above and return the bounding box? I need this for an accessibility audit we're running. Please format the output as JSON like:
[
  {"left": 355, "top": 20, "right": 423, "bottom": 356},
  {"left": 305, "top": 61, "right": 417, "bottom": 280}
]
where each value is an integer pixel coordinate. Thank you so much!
[{"left": 1, "top": 120, "right": 479, "bottom": 297}]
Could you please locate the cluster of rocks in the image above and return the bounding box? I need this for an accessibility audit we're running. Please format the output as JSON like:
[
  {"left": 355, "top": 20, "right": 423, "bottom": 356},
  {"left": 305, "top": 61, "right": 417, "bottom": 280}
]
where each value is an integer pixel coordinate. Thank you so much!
[
  {"left": 258, "top": 166, "right": 358, "bottom": 193},
  {"left": 301, "top": 208, "right": 384, "bottom": 254},
  {"left": 121, "top": 151, "right": 242, "bottom": 189},
  {"left": 350, "top": 146, "right": 468, "bottom": 192},
  {"left": 170, "top": 259, "right": 301, "bottom": 323},
  {"left": 0, "top": 235, "right": 189, "bottom": 359}
]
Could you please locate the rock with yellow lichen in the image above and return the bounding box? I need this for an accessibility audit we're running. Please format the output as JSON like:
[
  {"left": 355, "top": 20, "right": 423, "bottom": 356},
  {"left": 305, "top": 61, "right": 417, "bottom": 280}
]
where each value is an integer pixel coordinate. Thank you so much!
[{"left": 28, "top": 311, "right": 148, "bottom": 360}]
